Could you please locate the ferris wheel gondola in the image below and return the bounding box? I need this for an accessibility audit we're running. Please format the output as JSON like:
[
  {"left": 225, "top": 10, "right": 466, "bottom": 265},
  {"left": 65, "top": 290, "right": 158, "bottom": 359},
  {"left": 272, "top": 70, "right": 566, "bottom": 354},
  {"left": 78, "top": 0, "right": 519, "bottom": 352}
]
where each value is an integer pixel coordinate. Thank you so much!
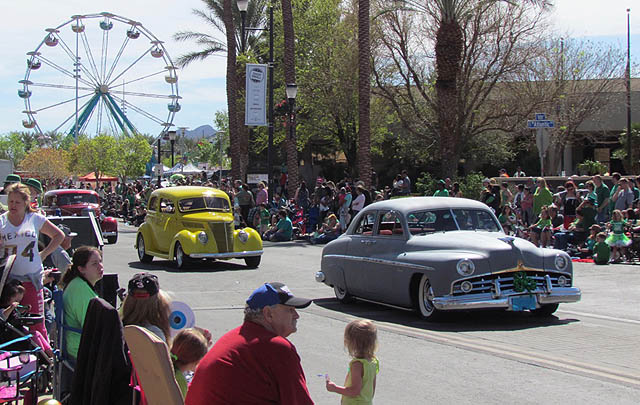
[{"left": 20, "top": 12, "right": 180, "bottom": 138}]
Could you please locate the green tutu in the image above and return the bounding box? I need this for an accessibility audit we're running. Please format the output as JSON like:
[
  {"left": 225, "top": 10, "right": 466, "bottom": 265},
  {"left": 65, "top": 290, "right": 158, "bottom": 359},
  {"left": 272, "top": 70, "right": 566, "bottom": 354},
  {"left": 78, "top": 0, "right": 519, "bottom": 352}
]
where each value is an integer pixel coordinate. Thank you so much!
[{"left": 605, "top": 232, "right": 631, "bottom": 247}]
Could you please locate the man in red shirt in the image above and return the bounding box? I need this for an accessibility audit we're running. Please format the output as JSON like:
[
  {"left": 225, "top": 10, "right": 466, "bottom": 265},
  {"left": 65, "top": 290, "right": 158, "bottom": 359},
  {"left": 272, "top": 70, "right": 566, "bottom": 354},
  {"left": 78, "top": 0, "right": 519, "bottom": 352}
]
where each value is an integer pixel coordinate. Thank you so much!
[{"left": 185, "top": 282, "right": 314, "bottom": 404}]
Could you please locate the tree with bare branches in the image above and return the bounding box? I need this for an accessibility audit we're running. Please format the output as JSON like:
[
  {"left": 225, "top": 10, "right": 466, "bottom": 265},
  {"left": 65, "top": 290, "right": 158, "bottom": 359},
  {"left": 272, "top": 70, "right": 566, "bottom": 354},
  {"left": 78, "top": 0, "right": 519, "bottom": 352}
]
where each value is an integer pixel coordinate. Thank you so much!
[{"left": 375, "top": 0, "right": 550, "bottom": 177}]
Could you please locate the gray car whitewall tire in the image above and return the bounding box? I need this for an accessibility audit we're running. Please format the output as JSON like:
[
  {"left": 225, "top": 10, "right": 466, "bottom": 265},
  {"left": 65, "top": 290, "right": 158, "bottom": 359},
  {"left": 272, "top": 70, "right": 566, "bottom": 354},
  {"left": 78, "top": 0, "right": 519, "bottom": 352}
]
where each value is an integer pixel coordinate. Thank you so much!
[
  {"left": 334, "top": 285, "right": 355, "bottom": 304},
  {"left": 416, "top": 275, "right": 442, "bottom": 321}
]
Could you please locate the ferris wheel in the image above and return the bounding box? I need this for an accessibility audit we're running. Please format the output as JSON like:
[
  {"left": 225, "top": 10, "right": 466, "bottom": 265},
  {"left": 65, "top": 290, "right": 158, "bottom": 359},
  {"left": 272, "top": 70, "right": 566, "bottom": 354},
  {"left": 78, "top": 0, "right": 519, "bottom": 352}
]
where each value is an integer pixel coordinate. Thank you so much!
[{"left": 19, "top": 12, "right": 180, "bottom": 138}]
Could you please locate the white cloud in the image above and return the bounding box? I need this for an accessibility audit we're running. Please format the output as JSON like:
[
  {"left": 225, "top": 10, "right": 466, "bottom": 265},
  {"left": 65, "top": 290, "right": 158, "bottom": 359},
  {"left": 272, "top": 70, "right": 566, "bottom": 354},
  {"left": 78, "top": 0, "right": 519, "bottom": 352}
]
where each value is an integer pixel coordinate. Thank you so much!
[{"left": 551, "top": 1, "right": 636, "bottom": 37}]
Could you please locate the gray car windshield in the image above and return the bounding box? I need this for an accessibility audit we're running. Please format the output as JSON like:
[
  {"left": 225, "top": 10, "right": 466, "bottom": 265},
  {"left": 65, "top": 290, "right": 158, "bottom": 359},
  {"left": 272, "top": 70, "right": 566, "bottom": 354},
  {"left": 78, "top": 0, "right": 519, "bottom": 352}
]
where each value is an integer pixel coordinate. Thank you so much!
[
  {"left": 407, "top": 209, "right": 500, "bottom": 234},
  {"left": 178, "top": 197, "right": 230, "bottom": 212}
]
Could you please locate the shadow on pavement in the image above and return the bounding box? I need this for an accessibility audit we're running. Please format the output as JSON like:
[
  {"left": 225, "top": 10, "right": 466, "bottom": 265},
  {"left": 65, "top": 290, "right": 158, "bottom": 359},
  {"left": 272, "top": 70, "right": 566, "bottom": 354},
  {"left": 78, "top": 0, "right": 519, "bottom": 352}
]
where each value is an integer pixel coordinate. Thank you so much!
[
  {"left": 311, "top": 297, "right": 579, "bottom": 332},
  {"left": 128, "top": 260, "right": 258, "bottom": 274}
]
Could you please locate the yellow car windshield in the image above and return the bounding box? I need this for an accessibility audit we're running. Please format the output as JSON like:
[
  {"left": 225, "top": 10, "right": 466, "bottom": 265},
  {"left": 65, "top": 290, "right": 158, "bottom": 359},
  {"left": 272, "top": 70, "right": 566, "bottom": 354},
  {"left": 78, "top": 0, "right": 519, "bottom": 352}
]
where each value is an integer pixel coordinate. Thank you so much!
[{"left": 178, "top": 196, "right": 230, "bottom": 212}]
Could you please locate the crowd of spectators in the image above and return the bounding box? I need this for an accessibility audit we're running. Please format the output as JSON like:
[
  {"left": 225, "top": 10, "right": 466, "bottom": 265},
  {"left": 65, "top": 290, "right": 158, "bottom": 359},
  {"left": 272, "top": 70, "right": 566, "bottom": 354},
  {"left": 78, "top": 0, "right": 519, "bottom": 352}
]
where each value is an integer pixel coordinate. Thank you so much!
[{"left": 486, "top": 172, "right": 640, "bottom": 264}]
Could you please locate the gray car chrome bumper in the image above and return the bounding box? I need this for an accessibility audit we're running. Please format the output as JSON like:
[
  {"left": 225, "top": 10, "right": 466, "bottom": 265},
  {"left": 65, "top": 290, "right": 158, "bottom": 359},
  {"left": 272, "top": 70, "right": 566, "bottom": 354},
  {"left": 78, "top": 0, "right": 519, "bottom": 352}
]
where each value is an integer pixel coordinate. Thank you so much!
[
  {"left": 432, "top": 287, "right": 581, "bottom": 311},
  {"left": 189, "top": 250, "right": 263, "bottom": 259}
]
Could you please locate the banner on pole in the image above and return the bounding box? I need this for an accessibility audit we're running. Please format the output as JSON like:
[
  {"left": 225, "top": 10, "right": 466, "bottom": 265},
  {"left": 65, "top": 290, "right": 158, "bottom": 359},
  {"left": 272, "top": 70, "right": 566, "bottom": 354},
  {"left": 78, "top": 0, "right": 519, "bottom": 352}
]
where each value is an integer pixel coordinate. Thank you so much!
[{"left": 245, "top": 64, "right": 268, "bottom": 126}]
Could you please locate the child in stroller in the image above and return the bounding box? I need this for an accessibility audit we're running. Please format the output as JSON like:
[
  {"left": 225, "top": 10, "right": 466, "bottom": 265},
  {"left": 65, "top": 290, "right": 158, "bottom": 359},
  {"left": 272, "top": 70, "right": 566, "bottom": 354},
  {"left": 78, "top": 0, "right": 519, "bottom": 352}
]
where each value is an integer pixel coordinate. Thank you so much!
[{"left": 1, "top": 279, "right": 52, "bottom": 359}]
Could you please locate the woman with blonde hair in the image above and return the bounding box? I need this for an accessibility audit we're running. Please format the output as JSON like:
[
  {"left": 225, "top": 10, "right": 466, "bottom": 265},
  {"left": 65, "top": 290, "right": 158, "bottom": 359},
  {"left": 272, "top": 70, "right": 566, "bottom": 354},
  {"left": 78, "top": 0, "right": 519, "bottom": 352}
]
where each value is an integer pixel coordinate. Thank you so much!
[
  {"left": 121, "top": 272, "right": 172, "bottom": 342},
  {"left": 0, "top": 182, "right": 64, "bottom": 346}
]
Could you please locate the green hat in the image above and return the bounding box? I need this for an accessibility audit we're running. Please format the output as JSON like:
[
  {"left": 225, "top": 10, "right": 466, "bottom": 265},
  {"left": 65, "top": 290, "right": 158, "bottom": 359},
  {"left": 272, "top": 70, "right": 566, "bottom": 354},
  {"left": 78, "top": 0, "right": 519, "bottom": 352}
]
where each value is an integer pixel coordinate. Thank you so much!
[
  {"left": 25, "top": 178, "right": 43, "bottom": 193},
  {"left": 4, "top": 174, "right": 21, "bottom": 184}
]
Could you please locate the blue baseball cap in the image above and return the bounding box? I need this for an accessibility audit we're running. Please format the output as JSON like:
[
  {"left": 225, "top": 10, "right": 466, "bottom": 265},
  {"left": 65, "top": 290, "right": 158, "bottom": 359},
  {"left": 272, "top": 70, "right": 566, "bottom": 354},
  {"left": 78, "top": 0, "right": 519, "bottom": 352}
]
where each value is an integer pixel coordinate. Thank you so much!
[{"left": 246, "top": 282, "right": 312, "bottom": 309}]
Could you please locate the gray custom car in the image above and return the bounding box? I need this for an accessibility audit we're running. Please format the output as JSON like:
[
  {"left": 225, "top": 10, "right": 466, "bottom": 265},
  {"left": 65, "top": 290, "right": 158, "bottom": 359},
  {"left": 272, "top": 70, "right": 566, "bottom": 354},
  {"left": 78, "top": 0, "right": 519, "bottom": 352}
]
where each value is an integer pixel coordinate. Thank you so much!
[{"left": 315, "top": 197, "right": 581, "bottom": 320}]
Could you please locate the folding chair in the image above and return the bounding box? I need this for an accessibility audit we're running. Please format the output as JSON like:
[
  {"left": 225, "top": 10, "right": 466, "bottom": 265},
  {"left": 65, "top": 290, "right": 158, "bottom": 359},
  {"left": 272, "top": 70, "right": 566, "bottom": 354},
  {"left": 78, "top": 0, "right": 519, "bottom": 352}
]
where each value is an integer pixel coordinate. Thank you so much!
[
  {"left": 123, "top": 325, "right": 183, "bottom": 405},
  {"left": 51, "top": 288, "right": 80, "bottom": 403}
]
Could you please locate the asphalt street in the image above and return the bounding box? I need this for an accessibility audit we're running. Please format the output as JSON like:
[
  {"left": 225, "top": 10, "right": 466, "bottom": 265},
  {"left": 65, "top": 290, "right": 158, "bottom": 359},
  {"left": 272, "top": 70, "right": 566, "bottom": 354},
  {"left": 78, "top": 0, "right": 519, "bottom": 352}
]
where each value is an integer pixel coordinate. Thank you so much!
[{"left": 105, "top": 223, "right": 640, "bottom": 404}]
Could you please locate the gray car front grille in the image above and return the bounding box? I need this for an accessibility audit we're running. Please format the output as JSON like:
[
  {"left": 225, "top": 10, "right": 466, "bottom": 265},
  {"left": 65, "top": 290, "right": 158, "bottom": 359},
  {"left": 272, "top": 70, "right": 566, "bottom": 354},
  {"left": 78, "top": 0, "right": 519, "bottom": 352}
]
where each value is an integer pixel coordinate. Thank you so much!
[
  {"left": 452, "top": 271, "right": 570, "bottom": 296},
  {"left": 208, "top": 222, "right": 234, "bottom": 253}
]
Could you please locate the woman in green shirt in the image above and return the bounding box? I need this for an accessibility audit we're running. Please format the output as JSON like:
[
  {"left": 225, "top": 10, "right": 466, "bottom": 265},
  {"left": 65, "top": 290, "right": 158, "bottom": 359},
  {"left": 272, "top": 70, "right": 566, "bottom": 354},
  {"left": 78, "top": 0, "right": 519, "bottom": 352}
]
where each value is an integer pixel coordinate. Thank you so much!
[
  {"left": 60, "top": 246, "right": 104, "bottom": 359},
  {"left": 533, "top": 178, "right": 553, "bottom": 219}
]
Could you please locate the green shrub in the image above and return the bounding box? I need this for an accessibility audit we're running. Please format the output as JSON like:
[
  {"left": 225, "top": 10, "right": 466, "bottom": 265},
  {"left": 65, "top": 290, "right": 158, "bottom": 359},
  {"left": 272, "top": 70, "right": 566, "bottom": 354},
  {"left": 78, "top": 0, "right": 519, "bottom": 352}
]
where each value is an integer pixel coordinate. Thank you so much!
[
  {"left": 415, "top": 172, "right": 436, "bottom": 196},
  {"left": 459, "top": 172, "right": 485, "bottom": 200},
  {"left": 415, "top": 171, "right": 485, "bottom": 200},
  {"left": 576, "top": 159, "right": 607, "bottom": 176}
]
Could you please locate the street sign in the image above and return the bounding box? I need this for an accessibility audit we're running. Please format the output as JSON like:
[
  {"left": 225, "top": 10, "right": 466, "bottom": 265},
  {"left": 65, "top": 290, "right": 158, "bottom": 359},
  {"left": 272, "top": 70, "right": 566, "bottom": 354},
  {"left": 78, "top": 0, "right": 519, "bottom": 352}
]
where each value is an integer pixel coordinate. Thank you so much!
[
  {"left": 535, "top": 113, "right": 546, "bottom": 120},
  {"left": 527, "top": 120, "right": 555, "bottom": 128}
]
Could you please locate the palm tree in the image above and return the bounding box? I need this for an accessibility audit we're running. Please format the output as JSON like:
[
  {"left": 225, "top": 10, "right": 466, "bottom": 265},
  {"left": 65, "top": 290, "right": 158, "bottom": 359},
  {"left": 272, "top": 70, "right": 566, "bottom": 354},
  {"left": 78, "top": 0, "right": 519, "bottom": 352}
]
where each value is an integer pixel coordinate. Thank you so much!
[
  {"left": 396, "top": 0, "right": 549, "bottom": 178},
  {"left": 358, "top": 0, "right": 372, "bottom": 188},
  {"left": 281, "top": 0, "right": 299, "bottom": 197},
  {"left": 173, "top": 0, "right": 267, "bottom": 180}
]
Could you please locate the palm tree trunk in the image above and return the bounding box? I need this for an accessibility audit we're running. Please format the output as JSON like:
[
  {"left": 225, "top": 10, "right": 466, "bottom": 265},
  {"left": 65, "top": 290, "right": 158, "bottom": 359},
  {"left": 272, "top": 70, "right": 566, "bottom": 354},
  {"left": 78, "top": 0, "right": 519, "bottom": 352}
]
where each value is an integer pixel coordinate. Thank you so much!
[
  {"left": 435, "top": 19, "right": 463, "bottom": 178},
  {"left": 358, "top": 0, "right": 371, "bottom": 188},
  {"left": 223, "top": 0, "right": 241, "bottom": 180},
  {"left": 281, "top": 0, "right": 298, "bottom": 198}
]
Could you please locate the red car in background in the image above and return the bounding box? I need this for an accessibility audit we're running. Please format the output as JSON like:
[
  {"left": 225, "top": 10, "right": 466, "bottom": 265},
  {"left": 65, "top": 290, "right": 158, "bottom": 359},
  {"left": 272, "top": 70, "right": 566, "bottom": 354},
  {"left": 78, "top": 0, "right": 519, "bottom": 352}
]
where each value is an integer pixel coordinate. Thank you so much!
[{"left": 42, "top": 189, "right": 119, "bottom": 244}]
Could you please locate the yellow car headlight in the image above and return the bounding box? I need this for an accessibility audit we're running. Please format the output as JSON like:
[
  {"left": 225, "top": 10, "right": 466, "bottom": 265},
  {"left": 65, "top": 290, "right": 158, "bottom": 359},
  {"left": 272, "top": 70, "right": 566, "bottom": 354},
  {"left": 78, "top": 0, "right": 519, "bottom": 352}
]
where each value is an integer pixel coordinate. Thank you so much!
[
  {"left": 198, "top": 231, "right": 208, "bottom": 244},
  {"left": 238, "top": 230, "right": 249, "bottom": 243}
]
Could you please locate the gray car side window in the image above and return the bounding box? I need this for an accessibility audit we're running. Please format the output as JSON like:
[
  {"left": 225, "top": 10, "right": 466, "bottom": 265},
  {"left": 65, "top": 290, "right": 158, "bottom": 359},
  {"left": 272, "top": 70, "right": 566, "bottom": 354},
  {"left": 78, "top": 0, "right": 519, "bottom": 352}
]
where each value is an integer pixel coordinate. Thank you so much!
[
  {"left": 353, "top": 212, "right": 376, "bottom": 235},
  {"left": 376, "top": 211, "right": 403, "bottom": 237}
]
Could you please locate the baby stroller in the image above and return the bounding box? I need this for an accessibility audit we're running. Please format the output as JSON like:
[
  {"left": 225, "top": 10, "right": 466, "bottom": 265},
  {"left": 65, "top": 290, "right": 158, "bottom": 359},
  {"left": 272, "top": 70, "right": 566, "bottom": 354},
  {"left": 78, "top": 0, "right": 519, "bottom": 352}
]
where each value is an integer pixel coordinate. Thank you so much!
[
  {"left": 0, "top": 256, "right": 53, "bottom": 403},
  {"left": 0, "top": 335, "right": 43, "bottom": 404},
  {"left": 0, "top": 319, "right": 50, "bottom": 404}
]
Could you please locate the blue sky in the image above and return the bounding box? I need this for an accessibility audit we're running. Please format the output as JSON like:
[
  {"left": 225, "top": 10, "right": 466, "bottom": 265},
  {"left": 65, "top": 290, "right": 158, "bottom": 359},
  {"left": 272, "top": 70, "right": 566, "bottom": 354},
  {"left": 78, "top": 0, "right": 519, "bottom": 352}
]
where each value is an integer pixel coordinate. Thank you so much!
[{"left": 0, "top": 0, "right": 637, "bottom": 137}]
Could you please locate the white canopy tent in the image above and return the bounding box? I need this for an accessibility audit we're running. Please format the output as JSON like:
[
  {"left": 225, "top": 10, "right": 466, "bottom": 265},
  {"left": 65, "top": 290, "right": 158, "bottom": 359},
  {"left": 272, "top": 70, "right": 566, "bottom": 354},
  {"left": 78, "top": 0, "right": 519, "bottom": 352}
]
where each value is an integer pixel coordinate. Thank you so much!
[{"left": 164, "top": 162, "right": 202, "bottom": 175}]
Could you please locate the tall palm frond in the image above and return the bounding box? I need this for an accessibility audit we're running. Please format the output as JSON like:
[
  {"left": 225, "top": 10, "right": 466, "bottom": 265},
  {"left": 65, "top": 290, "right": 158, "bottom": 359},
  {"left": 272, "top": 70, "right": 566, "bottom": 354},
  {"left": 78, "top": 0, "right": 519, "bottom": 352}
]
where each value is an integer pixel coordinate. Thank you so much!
[{"left": 173, "top": 0, "right": 267, "bottom": 68}]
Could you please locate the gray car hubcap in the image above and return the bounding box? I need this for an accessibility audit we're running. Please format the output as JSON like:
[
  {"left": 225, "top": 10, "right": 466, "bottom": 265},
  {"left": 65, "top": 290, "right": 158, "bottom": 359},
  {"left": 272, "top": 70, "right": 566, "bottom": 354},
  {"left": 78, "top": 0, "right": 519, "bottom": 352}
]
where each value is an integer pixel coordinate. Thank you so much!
[{"left": 420, "top": 278, "right": 435, "bottom": 315}]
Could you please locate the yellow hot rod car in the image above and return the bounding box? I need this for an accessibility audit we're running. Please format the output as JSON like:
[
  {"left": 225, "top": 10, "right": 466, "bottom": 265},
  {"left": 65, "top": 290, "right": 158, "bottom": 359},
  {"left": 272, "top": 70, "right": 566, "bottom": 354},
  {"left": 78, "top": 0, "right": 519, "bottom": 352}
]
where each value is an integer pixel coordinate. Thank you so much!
[{"left": 135, "top": 186, "right": 263, "bottom": 269}]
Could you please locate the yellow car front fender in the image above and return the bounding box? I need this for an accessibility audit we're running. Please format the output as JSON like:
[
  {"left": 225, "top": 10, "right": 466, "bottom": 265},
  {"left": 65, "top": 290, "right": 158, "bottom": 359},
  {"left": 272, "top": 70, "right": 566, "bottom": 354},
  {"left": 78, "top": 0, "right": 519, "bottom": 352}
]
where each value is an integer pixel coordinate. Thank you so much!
[
  {"left": 234, "top": 227, "right": 263, "bottom": 252},
  {"left": 170, "top": 230, "right": 201, "bottom": 257},
  {"left": 135, "top": 223, "right": 154, "bottom": 251}
]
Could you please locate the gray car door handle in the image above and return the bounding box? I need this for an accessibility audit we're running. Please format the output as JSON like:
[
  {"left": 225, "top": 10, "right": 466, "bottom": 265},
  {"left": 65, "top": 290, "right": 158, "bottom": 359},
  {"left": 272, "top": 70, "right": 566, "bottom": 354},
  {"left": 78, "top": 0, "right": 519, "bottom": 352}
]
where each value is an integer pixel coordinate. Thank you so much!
[{"left": 360, "top": 239, "right": 376, "bottom": 245}]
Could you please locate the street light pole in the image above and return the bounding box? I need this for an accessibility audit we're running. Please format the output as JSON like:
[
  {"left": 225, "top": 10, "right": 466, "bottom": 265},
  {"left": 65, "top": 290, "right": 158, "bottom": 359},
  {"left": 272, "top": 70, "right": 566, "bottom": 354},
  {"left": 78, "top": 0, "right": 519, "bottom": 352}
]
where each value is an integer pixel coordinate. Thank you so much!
[
  {"left": 267, "top": 4, "right": 274, "bottom": 202},
  {"left": 157, "top": 137, "right": 162, "bottom": 187},
  {"left": 169, "top": 130, "right": 177, "bottom": 168},
  {"left": 239, "top": 0, "right": 247, "bottom": 53},
  {"left": 286, "top": 83, "right": 297, "bottom": 141},
  {"left": 238, "top": 0, "right": 274, "bottom": 202},
  {"left": 626, "top": 8, "right": 632, "bottom": 173},
  {"left": 217, "top": 130, "right": 225, "bottom": 185}
]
